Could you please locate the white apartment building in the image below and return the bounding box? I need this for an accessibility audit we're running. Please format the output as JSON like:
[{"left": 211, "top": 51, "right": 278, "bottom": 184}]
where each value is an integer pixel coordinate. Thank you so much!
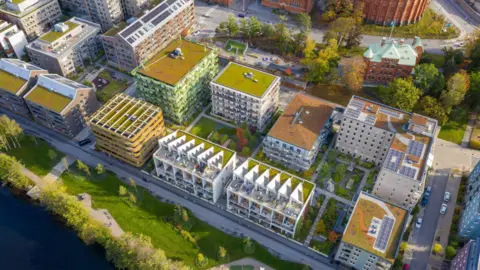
[
  {"left": 101, "top": 0, "right": 195, "bottom": 72},
  {"left": 336, "top": 96, "right": 436, "bottom": 208},
  {"left": 0, "top": 20, "right": 27, "bottom": 58},
  {"left": 263, "top": 93, "right": 335, "bottom": 171},
  {"left": 153, "top": 130, "right": 237, "bottom": 204},
  {"left": 210, "top": 62, "right": 280, "bottom": 131},
  {"left": 227, "top": 158, "right": 315, "bottom": 237},
  {"left": 58, "top": 0, "right": 124, "bottom": 31},
  {"left": 0, "top": 0, "right": 62, "bottom": 41},
  {"left": 26, "top": 18, "right": 101, "bottom": 77},
  {"left": 122, "top": 0, "right": 150, "bottom": 18}
]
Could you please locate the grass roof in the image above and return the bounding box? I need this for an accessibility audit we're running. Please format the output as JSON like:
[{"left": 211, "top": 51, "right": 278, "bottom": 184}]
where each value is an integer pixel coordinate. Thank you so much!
[
  {"left": 138, "top": 39, "right": 211, "bottom": 86},
  {"left": 103, "top": 22, "right": 127, "bottom": 37},
  {"left": 302, "top": 181, "right": 314, "bottom": 202},
  {"left": 40, "top": 21, "right": 79, "bottom": 43},
  {"left": 10, "top": 0, "right": 26, "bottom": 3},
  {"left": 25, "top": 85, "right": 72, "bottom": 113},
  {"left": 214, "top": 62, "right": 277, "bottom": 98},
  {"left": 0, "top": 70, "right": 27, "bottom": 94}
]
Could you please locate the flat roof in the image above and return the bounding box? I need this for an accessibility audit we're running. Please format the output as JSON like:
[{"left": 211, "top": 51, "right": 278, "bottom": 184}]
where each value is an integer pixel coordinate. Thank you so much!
[
  {"left": 40, "top": 21, "right": 79, "bottom": 43},
  {"left": 25, "top": 85, "right": 72, "bottom": 113},
  {"left": 103, "top": 22, "right": 127, "bottom": 37},
  {"left": 268, "top": 94, "right": 334, "bottom": 150},
  {"left": 213, "top": 62, "right": 277, "bottom": 98},
  {"left": 0, "top": 69, "right": 27, "bottom": 94},
  {"left": 342, "top": 192, "right": 408, "bottom": 263},
  {"left": 137, "top": 39, "right": 211, "bottom": 86}
]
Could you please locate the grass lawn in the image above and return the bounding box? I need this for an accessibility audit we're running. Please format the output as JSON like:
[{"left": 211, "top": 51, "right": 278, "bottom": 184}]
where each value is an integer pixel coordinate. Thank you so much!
[
  {"left": 190, "top": 117, "right": 234, "bottom": 139},
  {"left": 6, "top": 136, "right": 64, "bottom": 176},
  {"left": 225, "top": 39, "right": 247, "bottom": 55},
  {"left": 335, "top": 186, "right": 352, "bottom": 201},
  {"left": 95, "top": 71, "right": 130, "bottom": 103},
  {"left": 305, "top": 84, "right": 381, "bottom": 106},
  {"left": 61, "top": 167, "right": 303, "bottom": 269},
  {"left": 310, "top": 240, "right": 334, "bottom": 255},
  {"left": 421, "top": 52, "right": 446, "bottom": 68},
  {"left": 361, "top": 9, "right": 460, "bottom": 39},
  {"left": 438, "top": 107, "right": 469, "bottom": 145}
]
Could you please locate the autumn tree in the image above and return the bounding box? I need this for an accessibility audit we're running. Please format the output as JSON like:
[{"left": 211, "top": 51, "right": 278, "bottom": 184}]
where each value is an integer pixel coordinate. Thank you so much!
[
  {"left": 119, "top": 186, "right": 127, "bottom": 196},
  {"left": 414, "top": 96, "right": 448, "bottom": 125},
  {"left": 342, "top": 57, "right": 365, "bottom": 92},
  {"left": 218, "top": 246, "right": 228, "bottom": 260},
  {"left": 76, "top": 160, "right": 90, "bottom": 176},
  {"left": 328, "top": 230, "right": 339, "bottom": 242},
  {"left": 441, "top": 70, "right": 470, "bottom": 112},
  {"left": 316, "top": 220, "right": 327, "bottom": 235},
  {"left": 303, "top": 39, "right": 340, "bottom": 83},
  {"left": 433, "top": 243, "right": 443, "bottom": 254},
  {"left": 379, "top": 78, "right": 422, "bottom": 111},
  {"left": 96, "top": 164, "right": 104, "bottom": 175}
]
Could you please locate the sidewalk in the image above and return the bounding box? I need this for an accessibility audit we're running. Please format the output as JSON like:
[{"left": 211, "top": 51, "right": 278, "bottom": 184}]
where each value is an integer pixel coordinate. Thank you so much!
[
  {"left": 461, "top": 113, "right": 476, "bottom": 148},
  {"left": 304, "top": 195, "right": 331, "bottom": 246},
  {"left": 43, "top": 155, "right": 76, "bottom": 182},
  {"left": 210, "top": 257, "right": 274, "bottom": 270}
]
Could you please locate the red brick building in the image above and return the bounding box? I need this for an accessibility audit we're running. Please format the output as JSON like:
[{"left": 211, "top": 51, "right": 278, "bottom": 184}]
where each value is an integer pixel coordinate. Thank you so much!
[
  {"left": 355, "top": 0, "right": 429, "bottom": 25},
  {"left": 363, "top": 37, "right": 424, "bottom": 84},
  {"left": 261, "top": 0, "right": 315, "bottom": 14}
]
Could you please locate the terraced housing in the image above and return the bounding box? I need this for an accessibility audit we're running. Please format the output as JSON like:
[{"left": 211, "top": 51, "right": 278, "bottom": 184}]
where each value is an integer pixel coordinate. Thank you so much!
[
  {"left": 134, "top": 39, "right": 218, "bottom": 124},
  {"left": 89, "top": 94, "right": 166, "bottom": 167},
  {"left": 153, "top": 130, "right": 237, "bottom": 204},
  {"left": 227, "top": 158, "right": 315, "bottom": 237}
]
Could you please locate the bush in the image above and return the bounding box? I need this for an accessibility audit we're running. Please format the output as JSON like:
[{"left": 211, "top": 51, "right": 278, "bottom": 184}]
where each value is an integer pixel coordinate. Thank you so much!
[
  {"left": 433, "top": 243, "right": 443, "bottom": 254},
  {"left": 445, "top": 245, "right": 457, "bottom": 260},
  {"left": 469, "top": 139, "right": 480, "bottom": 150},
  {"left": 180, "top": 229, "right": 197, "bottom": 245}
]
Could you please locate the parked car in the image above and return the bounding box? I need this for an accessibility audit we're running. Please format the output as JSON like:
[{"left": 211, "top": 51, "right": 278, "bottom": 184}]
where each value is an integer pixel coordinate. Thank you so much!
[
  {"left": 238, "top": 13, "right": 245, "bottom": 18},
  {"left": 78, "top": 139, "right": 92, "bottom": 146},
  {"left": 192, "top": 30, "right": 200, "bottom": 36},
  {"left": 421, "top": 196, "right": 429, "bottom": 207},
  {"left": 415, "top": 217, "right": 423, "bottom": 229},
  {"left": 440, "top": 203, "right": 448, "bottom": 214},
  {"left": 444, "top": 192, "right": 451, "bottom": 202},
  {"left": 425, "top": 186, "right": 432, "bottom": 197},
  {"left": 403, "top": 264, "right": 410, "bottom": 270}
]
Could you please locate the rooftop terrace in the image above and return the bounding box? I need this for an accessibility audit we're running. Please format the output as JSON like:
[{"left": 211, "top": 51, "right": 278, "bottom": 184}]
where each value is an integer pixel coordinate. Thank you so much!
[
  {"left": 25, "top": 85, "right": 72, "bottom": 113},
  {"left": 103, "top": 22, "right": 127, "bottom": 37},
  {"left": 40, "top": 21, "right": 79, "bottom": 43}
]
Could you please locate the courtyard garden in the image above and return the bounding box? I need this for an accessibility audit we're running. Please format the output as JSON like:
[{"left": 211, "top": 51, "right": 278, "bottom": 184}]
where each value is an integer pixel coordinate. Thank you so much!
[
  {"left": 225, "top": 39, "right": 248, "bottom": 56},
  {"left": 294, "top": 195, "right": 324, "bottom": 242},
  {"left": 94, "top": 70, "right": 130, "bottom": 103},
  {"left": 438, "top": 107, "right": 469, "bottom": 145}
]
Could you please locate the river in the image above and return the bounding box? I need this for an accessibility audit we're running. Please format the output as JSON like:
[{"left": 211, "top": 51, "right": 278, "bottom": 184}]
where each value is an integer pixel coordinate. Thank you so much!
[{"left": 0, "top": 186, "right": 114, "bottom": 270}]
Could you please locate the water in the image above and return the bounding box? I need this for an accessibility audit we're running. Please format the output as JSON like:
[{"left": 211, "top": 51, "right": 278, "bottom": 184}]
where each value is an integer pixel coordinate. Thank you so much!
[{"left": 0, "top": 186, "right": 114, "bottom": 270}]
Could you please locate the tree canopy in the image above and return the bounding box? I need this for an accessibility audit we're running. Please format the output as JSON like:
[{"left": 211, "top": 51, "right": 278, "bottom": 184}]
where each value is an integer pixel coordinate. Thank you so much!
[
  {"left": 414, "top": 96, "right": 448, "bottom": 125},
  {"left": 413, "top": 63, "right": 445, "bottom": 96},
  {"left": 379, "top": 78, "right": 422, "bottom": 111}
]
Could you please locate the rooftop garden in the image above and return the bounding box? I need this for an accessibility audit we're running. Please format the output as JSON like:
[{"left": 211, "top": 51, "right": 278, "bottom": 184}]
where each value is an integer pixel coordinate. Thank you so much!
[
  {"left": 0, "top": 70, "right": 27, "bottom": 94},
  {"left": 40, "top": 21, "right": 79, "bottom": 43},
  {"left": 103, "top": 22, "right": 127, "bottom": 37},
  {"left": 225, "top": 39, "right": 248, "bottom": 55},
  {"left": 95, "top": 70, "right": 130, "bottom": 103},
  {"left": 25, "top": 85, "right": 72, "bottom": 113}
]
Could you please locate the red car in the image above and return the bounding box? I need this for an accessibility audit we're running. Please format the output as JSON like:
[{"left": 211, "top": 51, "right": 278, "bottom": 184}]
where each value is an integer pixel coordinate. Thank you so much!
[{"left": 403, "top": 264, "right": 409, "bottom": 270}]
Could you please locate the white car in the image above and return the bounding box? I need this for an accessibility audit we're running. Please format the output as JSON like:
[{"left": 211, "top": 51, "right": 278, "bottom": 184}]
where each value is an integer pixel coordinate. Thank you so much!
[
  {"left": 444, "top": 192, "right": 451, "bottom": 202},
  {"left": 440, "top": 204, "right": 448, "bottom": 215},
  {"left": 415, "top": 217, "right": 423, "bottom": 229},
  {"left": 192, "top": 30, "right": 200, "bottom": 36}
]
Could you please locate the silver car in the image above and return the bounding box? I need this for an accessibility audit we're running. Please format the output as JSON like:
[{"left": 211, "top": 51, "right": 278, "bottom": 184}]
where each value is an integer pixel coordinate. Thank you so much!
[{"left": 440, "top": 204, "right": 448, "bottom": 215}]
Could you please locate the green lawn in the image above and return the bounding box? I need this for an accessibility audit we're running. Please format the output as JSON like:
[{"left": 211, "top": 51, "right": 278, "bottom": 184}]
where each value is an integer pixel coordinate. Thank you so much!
[
  {"left": 190, "top": 117, "right": 234, "bottom": 139},
  {"left": 310, "top": 240, "right": 334, "bottom": 255},
  {"left": 306, "top": 84, "right": 381, "bottom": 106},
  {"left": 95, "top": 71, "right": 130, "bottom": 103},
  {"left": 421, "top": 52, "right": 446, "bottom": 68},
  {"left": 6, "top": 136, "right": 64, "bottom": 176},
  {"left": 225, "top": 39, "right": 247, "bottom": 55},
  {"left": 335, "top": 186, "right": 352, "bottom": 201},
  {"left": 361, "top": 9, "right": 460, "bottom": 39},
  {"left": 61, "top": 167, "right": 303, "bottom": 270},
  {"left": 438, "top": 107, "right": 468, "bottom": 145}
]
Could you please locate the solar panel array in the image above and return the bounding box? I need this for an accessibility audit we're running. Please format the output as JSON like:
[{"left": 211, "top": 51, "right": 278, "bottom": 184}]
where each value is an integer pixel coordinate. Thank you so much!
[
  {"left": 374, "top": 216, "right": 395, "bottom": 252},
  {"left": 384, "top": 149, "right": 403, "bottom": 172},
  {"left": 152, "top": 10, "right": 172, "bottom": 26},
  {"left": 407, "top": 141, "right": 424, "bottom": 157},
  {"left": 399, "top": 166, "right": 417, "bottom": 179},
  {"left": 120, "top": 21, "right": 142, "bottom": 38},
  {"left": 344, "top": 107, "right": 360, "bottom": 119},
  {"left": 345, "top": 97, "right": 364, "bottom": 120},
  {"left": 379, "top": 108, "right": 402, "bottom": 119},
  {"left": 141, "top": 3, "right": 168, "bottom": 23},
  {"left": 365, "top": 114, "right": 377, "bottom": 125}
]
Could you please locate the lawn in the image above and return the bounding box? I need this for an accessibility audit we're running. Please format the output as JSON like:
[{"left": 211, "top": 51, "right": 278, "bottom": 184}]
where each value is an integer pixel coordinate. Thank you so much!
[
  {"left": 225, "top": 39, "right": 248, "bottom": 55},
  {"left": 95, "top": 71, "right": 130, "bottom": 103},
  {"left": 310, "top": 240, "right": 334, "bottom": 255},
  {"left": 190, "top": 117, "right": 234, "bottom": 139},
  {"left": 361, "top": 9, "right": 460, "bottom": 39},
  {"left": 60, "top": 167, "right": 303, "bottom": 269},
  {"left": 438, "top": 107, "right": 469, "bottom": 145},
  {"left": 421, "top": 52, "right": 446, "bottom": 68},
  {"left": 6, "top": 136, "right": 64, "bottom": 176},
  {"left": 305, "top": 84, "right": 381, "bottom": 106},
  {"left": 335, "top": 186, "right": 352, "bottom": 201}
]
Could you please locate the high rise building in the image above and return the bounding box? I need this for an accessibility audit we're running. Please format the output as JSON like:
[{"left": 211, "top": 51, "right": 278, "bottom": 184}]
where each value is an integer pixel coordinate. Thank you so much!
[
  {"left": 58, "top": 0, "right": 124, "bottom": 31},
  {"left": 450, "top": 237, "right": 480, "bottom": 270},
  {"left": 354, "top": 0, "right": 429, "bottom": 26},
  {"left": 459, "top": 161, "right": 480, "bottom": 239},
  {"left": 0, "top": 20, "right": 28, "bottom": 58}
]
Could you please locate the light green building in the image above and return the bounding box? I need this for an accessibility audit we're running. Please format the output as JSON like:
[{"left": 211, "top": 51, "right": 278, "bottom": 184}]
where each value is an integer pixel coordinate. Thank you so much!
[{"left": 133, "top": 39, "right": 218, "bottom": 124}]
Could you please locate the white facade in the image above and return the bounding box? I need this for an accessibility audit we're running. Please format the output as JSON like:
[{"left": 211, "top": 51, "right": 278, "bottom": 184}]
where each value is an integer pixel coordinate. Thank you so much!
[
  {"left": 0, "top": 21, "right": 28, "bottom": 58},
  {"left": 58, "top": 0, "right": 124, "bottom": 31}
]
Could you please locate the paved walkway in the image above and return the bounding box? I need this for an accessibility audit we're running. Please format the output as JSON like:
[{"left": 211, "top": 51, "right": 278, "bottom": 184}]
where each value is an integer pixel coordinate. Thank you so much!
[
  {"left": 186, "top": 104, "right": 211, "bottom": 131},
  {"left": 43, "top": 155, "right": 76, "bottom": 182},
  {"left": 461, "top": 113, "right": 477, "bottom": 148},
  {"left": 210, "top": 257, "right": 274, "bottom": 270},
  {"left": 304, "top": 195, "right": 331, "bottom": 246},
  {"left": 78, "top": 193, "right": 124, "bottom": 238}
]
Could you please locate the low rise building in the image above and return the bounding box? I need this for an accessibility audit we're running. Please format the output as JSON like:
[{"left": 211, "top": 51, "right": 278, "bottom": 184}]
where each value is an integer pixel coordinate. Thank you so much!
[
  {"left": 363, "top": 37, "right": 423, "bottom": 84},
  {"left": 0, "top": 0, "right": 62, "bottom": 41},
  {"left": 0, "top": 58, "right": 48, "bottom": 117},
  {"left": 263, "top": 94, "right": 335, "bottom": 171},
  {"left": 26, "top": 18, "right": 101, "bottom": 77},
  {"left": 89, "top": 94, "right": 166, "bottom": 167},
  {"left": 336, "top": 96, "right": 436, "bottom": 208},
  {"left": 24, "top": 74, "right": 100, "bottom": 137},
  {"left": 261, "top": 0, "right": 314, "bottom": 14},
  {"left": 335, "top": 192, "right": 408, "bottom": 270},
  {"left": 0, "top": 20, "right": 28, "bottom": 58},
  {"left": 58, "top": 0, "right": 124, "bottom": 31},
  {"left": 211, "top": 62, "right": 280, "bottom": 131},
  {"left": 101, "top": 0, "right": 195, "bottom": 72},
  {"left": 153, "top": 130, "right": 237, "bottom": 204},
  {"left": 134, "top": 39, "right": 218, "bottom": 124},
  {"left": 227, "top": 158, "right": 315, "bottom": 237},
  {"left": 459, "top": 161, "right": 480, "bottom": 239},
  {"left": 450, "top": 237, "right": 480, "bottom": 270}
]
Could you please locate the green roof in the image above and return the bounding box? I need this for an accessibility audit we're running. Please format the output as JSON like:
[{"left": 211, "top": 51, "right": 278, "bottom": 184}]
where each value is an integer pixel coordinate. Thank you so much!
[
  {"left": 0, "top": 70, "right": 27, "bottom": 94},
  {"left": 137, "top": 39, "right": 211, "bottom": 86},
  {"left": 10, "top": 0, "right": 26, "bottom": 3},
  {"left": 103, "top": 22, "right": 127, "bottom": 37},
  {"left": 302, "top": 181, "right": 314, "bottom": 202},
  {"left": 25, "top": 85, "right": 72, "bottom": 113},
  {"left": 40, "top": 21, "right": 79, "bottom": 43},
  {"left": 214, "top": 62, "right": 277, "bottom": 98}
]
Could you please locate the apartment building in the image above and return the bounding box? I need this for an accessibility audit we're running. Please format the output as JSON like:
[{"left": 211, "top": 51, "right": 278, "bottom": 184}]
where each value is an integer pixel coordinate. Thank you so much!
[
  {"left": 364, "top": 37, "right": 423, "bottom": 84},
  {"left": 89, "top": 94, "right": 166, "bottom": 167},
  {"left": 459, "top": 161, "right": 480, "bottom": 239},
  {"left": 58, "top": 0, "right": 124, "bottom": 31},
  {"left": 261, "top": 0, "right": 314, "bottom": 14},
  {"left": 0, "top": 20, "right": 28, "bottom": 58},
  {"left": 211, "top": 62, "right": 280, "bottom": 131},
  {"left": 26, "top": 18, "right": 101, "bottom": 77},
  {"left": 336, "top": 96, "right": 436, "bottom": 208},
  {"left": 122, "top": 0, "right": 151, "bottom": 18},
  {"left": 101, "top": 0, "right": 195, "bottom": 72},
  {"left": 354, "top": 0, "right": 429, "bottom": 26},
  {"left": 450, "top": 237, "right": 480, "bottom": 270},
  {"left": 0, "top": 0, "right": 62, "bottom": 41},
  {"left": 153, "top": 130, "right": 237, "bottom": 204},
  {"left": 0, "top": 58, "right": 48, "bottom": 117},
  {"left": 227, "top": 158, "right": 315, "bottom": 237},
  {"left": 24, "top": 74, "right": 100, "bottom": 137},
  {"left": 134, "top": 39, "right": 218, "bottom": 124},
  {"left": 263, "top": 94, "right": 335, "bottom": 171},
  {"left": 335, "top": 192, "right": 408, "bottom": 270}
]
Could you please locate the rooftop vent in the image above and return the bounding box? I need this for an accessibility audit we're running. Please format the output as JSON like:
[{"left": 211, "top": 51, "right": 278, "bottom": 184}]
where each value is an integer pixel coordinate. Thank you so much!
[
  {"left": 169, "top": 47, "right": 183, "bottom": 59},
  {"left": 54, "top": 23, "right": 69, "bottom": 33}
]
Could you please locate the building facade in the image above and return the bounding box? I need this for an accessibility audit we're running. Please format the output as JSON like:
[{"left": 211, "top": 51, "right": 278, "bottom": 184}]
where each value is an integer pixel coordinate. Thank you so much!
[
  {"left": 354, "top": 0, "right": 429, "bottom": 26},
  {"left": 263, "top": 94, "right": 335, "bottom": 171},
  {"left": 227, "top": 158, "right": 315, "bottom": 237},
  {"left": 58, "top": 0, "right": 124, "bottom": 31},
  {"left": 101, "top": 0, "right": 195, "bottom": 72},
  {"left": 261, "top": 0, "right": 314, "bottom": 14},
  {"left": 0, "top": 20, "right": 28, "bottom": 58},
  {"left": 26, "top": 18, "right": 101, "bottom": 77},
  {"left": 122, "top": 0, "right": 151, "bottom": 18},
  {"left": 364, "top": 37, "right": 423, "bottom": 84},
  {"left": 0, "top": 0, "right": 62, "bottom": 41},
  {"left": 89, "top": 94, "right": 166, "bottom": 167},
  {"left": 336, "top": 96, "right": 436, "bottom": 208},
  {"left": 134, "top": 39, "right": 218, "bottom": 124},
  {"left": 0, "top": 58, "right": 48, "bottom": 117},
  {"left": 153, "top": 130, "right": 237, "bottom": 204},
  {"left": 211, "top": 62, "right": 280, "bottom": 131},
  {"left": 450, "top": 237, "right": 480, "bottom": 270},
  {"left": 24, "top": 74, "right": 100, "bottom": 138},
  {"left": 335, "top": 192, "right": 409, "bottom": 270},
  {"left": 459, "top": 161, "right": 480, "bottom": 239}
]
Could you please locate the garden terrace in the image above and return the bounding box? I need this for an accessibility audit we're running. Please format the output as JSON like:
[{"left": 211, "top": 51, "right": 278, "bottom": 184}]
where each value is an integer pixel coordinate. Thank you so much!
[{"left": 40, "top": 21, "right": 79, "bottom": 43}]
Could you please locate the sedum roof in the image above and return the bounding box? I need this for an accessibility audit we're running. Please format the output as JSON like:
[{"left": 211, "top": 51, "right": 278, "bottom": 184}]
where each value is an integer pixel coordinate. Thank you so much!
[
  {"left": 0, "top": 69, "right": 27, "bottom": 94},
  {"left": 40, "top": 21, "right": 79, "bottom": 43},
  {"left": 25, "top": 85, "right": 72, "bottom": 113},
  {"left": 103, "top": 22, "right": 127, "bottom": 37}
]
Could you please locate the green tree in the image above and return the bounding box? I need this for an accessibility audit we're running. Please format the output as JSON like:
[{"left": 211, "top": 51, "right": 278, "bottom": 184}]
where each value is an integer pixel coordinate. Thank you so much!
[
  {"left": 76, "top": 160, "right": 90, "bottom": 176},
  {"left": 195, "top": 253, "right": 207, "bottom": 267},
  {"left": 379, "top": 78, "right": 422, "bottom": 111},
  {"left": 274, "top": 15, "right": 291, "bottom": 55},
  {"left": 95, "top": 163, "right": 104, "bottom": 175},
  {"left": 47, "top": 149, "right": 57, "bottom": 160},
  {"left": 468, "top": 71, "right": 480, "bottom": 111},
  {"left": 239, "top": 16, "right": 262, "bottom": 39},
  {"left": 226, "top": 14, "right": 239, "bottom": 37},
  {"left": 261, "top": 23, "right": 275, "bottom": 39},
  {"left": 79, "top": 219, "right": 109, "bottom": 245},
  {"left": 433, "top": 243, "right": 443, "bottom": 254},
  {"left": 342, "top": 57, "right": 365, "bottom": 92},
  {"left": 316, "top": 219, "right": 326, "bottom": 235},
  {"left": 243, "top": 237, "right": 255, "bottom": 254},
  {"left": 323, "top": 17, "right": 355, "bottom": 46},
  {"left": 441, "top": 71, "right": 469, "bottom": 111},
  {"left": 218, "top": 246, "right": 227, "bottom": 260},
  {"left": 0, "top": 115, "right": 23, "bottom": 149},
  {"left": 0, "top": 153, "right": 30, "bottom": 188},
  {"left": 303, "top": 35, "right": 317, "bottom": 60},
  {"left": 303, "top": 39, "right": 340, "bottom": 83},
  {"left": 119, "top": 185, "right": 127, "bottom": 197},
  {"left": 413, "top": 63, "right": 445, "bottom": 96},
  {"left": 445, "top": 245, "right": 457, "bottom": 259},
  {"left": 333, "top": 163, "right": 348, "bottom": 182},
  {"left": 129, "top": 178, "right": 137, "bottom": 193},
  {"left": 82, "top": 80, "right": 93, "bottom": 87},
  {"left": 319, "top": 163, "right": 330, "bottom": 178},
  {"left": 128, "top": 192, "right": 137, "bottom": 205},
  {"left": 443, "top": 47, "right": 464, "bottom": 65},
  {"left": 296, "top": 13, "right": 311, "bottom": 34},
  {"left": 211, "top": 131, "right": 220, "bottom": 142},
  {"left": 414, "top": 96, "right": 448, "bottom": 125},
  {"left": 241, "top": 146, "right": 251, "bottom": 156}
]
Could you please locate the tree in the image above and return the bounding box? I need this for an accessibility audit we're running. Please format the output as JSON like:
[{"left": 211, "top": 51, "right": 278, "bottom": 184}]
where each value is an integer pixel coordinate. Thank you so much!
[
  {"left": 79, "top": 219, "right": 109, "bottom": 245},
  {"left": 445, "top": 245, "right": 457, "bottom": 259},
  {"left": 399, "top": 242, "right": 408, "bottom": 252},
  {"left": 218, "top": 246, "right": 227, "bottom": 260},
  {"left": 226, "top": 14, "right": 239, "bottom": 37},
  {"left": 128, "top": 192, "right": 137, "bottom": 205},
  {"left": 413, "top": 63, "right": 445, "bottom": 96},
  {"left": 82, "top": 80, "right": 93, "bottom": 87},
  {"left": 274, "top": 15, "right": 292, "bottom": 55},
  {"left": 181, "top": 208, "right": 189, "bottom": 223},
  {"left": 333, "top": 163, "right": 348, "bottom": 182},
  {"left": 442, "top": 47, "right": 464, "bottom": 65},
  {"left": 243, "top": 237, "right": 255, "bottom": 254},
  {"left": 328, "top": 230, "right": 338, "bottom": 242},
  {"left": 468, "top": 71, "right": 480, "bottom": 111},
  {"left": 241, "top": 146, "right": 251, "bottom": 156},
  {"left": 119, "top": 185, "right": 128, "bottom": 197},
  {"left": 195, "top": 253, "right": 207, "bottom": 267},
  {"left": 303, "top": 35, "right": 317, "bottom": 60},
  {"left": 342, "top": 57, "right": 365, "bottom": 92},
  {"left": 379, "top": 78, "right": 422, "bottom": 111},
  {"left": 296, "top": 13, "right": 311, "bottom": 34},
  {"left": 0, "top": 115, "right": 23, "bottom": 149},
  {"left": 76, "top": 160, "right": 90, "bottom": 176},
  {"left": 47, "top": 149, "right": 57, "bottom": 161},
  {"left": 319, "top": 163, "right": 330, "bottom": 178},
  {"left": 303, "top": 39, "right": 340, "bottom": 83},
  {"left": 96, "top": 164, "right": 104, "bottom": 175},
  {"left": 261, "top": 23, "right": 275, "bottom": 39},
  {"left": 414, "top": 96, "right": 448, "bottom": 125},
  {"left": 129, "top": 178, "right": 137, "bottom": 193},
  {"left": 433, "top": 243, "right": 443, "bottom": 254},
  {"left": 316, "top": 220, "right": 326, "bottom": 235},
  {"left": 0, "top": 153, "right": 30, "bottom": 188},
  {"left": 441, "top": 71, "right": 469, "bottom": 111},
  {"left": 211, "top": 131, "right": 220, "bottom": 142},
  {"left": 239, "top": 16, "right": 262, "bottom": 40},
  {"left": 323, "top": 17, "right": 354, "bottom": 46}
]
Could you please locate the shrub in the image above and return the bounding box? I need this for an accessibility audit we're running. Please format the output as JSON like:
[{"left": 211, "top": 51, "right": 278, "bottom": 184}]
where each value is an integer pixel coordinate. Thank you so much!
[
  {"left": 180, "top": 229, "right": 197, "bottom": 245},
  {"left": 433, "top": 243, "right": 443, "bottom": 254},
  {"left": 445, "top": 245, "right": 457, "bottom": 260},
  {"left": 469, "top": 139, "right": 480, "bottom": 150}
]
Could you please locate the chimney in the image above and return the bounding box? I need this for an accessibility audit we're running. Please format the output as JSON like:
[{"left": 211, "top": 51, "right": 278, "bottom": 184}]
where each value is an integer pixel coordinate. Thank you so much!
[
  {"left": 381, "top": 37, "right": 386, "bottom": 46},
  {"left": 412, "top": 36, "right": 418, "bottom": 46},
  {"left": 400, "top": 39, "right": 404, "bottom": 45}
]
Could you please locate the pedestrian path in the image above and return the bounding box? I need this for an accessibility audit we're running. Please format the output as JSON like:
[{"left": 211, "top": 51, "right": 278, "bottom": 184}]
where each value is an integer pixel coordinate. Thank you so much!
[
  {"left": 461, "top": 113, "right": 476, "bottom": 148},
  {"left": 43, "top": 155, "right": 76, "bottom": 182},
  {"left": 209, "top": 257, "right": 274, "bottom": 270},
  {"left": 304, "top": 195, "right": 331, "bottom": 246}
]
